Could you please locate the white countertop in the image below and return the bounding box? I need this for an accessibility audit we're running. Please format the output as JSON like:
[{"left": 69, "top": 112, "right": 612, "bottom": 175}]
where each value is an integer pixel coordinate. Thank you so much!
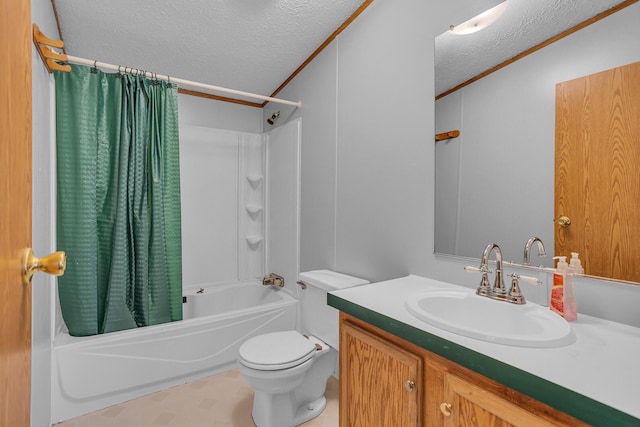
[{"left": 330, "top": 275, "right": 640, "bottom": 421}]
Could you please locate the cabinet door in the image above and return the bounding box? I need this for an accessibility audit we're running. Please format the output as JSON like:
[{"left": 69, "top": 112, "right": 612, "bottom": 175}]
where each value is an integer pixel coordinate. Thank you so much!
[
  {"left": 340, "top": 321, "right": 422, "bottom": 427},
  {"left": 441, "top": 372, "right": 556, "bottom": 427}
]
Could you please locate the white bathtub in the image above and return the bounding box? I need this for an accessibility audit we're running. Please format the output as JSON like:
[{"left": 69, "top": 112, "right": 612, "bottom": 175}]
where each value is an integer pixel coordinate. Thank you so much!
[{"left": 51, "top": 281, "right": 297, "bottom": 423}]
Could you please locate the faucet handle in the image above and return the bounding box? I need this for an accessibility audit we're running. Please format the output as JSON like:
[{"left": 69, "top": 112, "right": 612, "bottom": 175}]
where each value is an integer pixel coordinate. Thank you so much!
[
  {"left": 517, "top": 275, "right": 543, "bottom": 286},
  {"left": 466, "top": 266, "right": 492, "bottom": 296},
  {"left": 464, "top": 265, "right": 492, "bottom": 274},
  {"left": 507, "top": 274, "right": 526, "bottom": 304}
]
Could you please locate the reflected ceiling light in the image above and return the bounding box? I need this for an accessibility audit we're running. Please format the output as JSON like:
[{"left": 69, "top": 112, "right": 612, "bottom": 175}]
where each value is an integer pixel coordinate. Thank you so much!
[{"left": 449, "top": 1, "right": 509, "bottom": 35}]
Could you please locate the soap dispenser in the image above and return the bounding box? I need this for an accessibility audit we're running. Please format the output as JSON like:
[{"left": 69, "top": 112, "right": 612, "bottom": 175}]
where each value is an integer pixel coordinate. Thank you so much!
[
  {"left": 564, "top": 253, "right": 581, "bottom": 322},
  {"left": 568, "top": 252, "right": 584, "bottom": 275},
  {"left": 551, "top": 256, "right": 577, "bottom": 322},
  {"left": 550, "top": 256, "right": 568, "bottom": 318}
]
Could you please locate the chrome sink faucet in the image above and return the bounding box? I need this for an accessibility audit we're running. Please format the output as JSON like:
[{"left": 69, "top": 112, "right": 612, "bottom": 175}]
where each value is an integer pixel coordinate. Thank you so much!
[
  {"left": 523, "top": 236, "right": 546, "bottom": 266},
  {"left": 477, "top": 243, "right": 506, "bottom": 299},
  {"left": 468, "top": 243, "right": 540, "bottom": 305}
]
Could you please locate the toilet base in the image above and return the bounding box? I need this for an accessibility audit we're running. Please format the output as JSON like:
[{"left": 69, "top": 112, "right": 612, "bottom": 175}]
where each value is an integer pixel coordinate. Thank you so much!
[
  {"left": 239, "top": 334, "right": 335, "bottom": 427},
  {"left": 293, "top": 396, "right": 326, "bottom": 426},
  {"left": 251, "top": 393, "right": 326, "bottom": 427}
]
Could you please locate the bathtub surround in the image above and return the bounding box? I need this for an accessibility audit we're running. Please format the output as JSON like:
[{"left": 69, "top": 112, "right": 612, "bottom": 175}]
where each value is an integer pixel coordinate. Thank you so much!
[
  {"left": 179, "top": 126, "right": 265, "bottom": 287},
  {"left": 179, "top": 118, "right": 301, "bottom": 293},
  {"left": 55, "top": 65, "right": 183, "bottom": 336}
]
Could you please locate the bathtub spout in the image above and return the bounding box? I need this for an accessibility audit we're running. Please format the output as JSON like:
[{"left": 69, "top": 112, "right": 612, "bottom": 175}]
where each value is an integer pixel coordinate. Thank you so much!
[{"left": 263, "top": 273, "right": 285, "bottom": 287}]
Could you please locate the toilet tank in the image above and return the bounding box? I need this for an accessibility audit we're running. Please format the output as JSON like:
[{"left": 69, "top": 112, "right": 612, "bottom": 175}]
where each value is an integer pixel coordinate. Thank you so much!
[{"left": 299, "top": 270, "right": 369, "bottom": 349}]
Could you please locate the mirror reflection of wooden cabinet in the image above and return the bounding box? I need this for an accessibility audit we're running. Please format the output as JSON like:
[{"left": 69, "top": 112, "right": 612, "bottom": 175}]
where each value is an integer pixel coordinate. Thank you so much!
[
  {"left": 555, "top": 62, "right": 640, "bottom": 283},
  {"left": 339, "top": 313, "right": 587, "bottom": 427}
]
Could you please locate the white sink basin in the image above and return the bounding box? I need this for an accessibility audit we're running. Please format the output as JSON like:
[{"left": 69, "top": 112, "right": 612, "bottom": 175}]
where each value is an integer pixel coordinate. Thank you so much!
[{"left": 405, "top": 287, "right": 575, "bottom": 348}]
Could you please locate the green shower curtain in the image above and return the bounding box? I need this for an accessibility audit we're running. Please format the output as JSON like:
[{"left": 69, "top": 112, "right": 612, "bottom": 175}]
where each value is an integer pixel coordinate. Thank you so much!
[{"left": 55, "top": 65, "right": 182, "bottom": 336}]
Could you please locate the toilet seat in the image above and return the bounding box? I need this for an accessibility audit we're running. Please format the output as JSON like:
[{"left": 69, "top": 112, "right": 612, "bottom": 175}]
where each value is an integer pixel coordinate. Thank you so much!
[{"left": 238, "top": 331, "right": 316, "bottom": 371}]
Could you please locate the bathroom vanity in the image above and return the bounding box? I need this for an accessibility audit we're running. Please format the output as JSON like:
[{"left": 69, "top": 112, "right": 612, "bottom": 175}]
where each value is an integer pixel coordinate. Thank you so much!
[{"left": 329, "top": 275, "right": 640, "bottom": 426}]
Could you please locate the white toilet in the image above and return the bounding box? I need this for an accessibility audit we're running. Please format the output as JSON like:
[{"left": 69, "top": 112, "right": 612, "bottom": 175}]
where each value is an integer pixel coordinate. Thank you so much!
[{"left": 238, "top": 270, "right": 369, "bottom": 427}]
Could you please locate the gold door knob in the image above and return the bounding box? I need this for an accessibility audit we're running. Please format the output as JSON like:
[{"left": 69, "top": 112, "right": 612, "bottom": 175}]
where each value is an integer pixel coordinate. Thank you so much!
[
  {"left": 22, "top": 248, "right": 66, "bottom": 284},
  {"left": 440, "top": 402, "right": 452, "bottom": 417},
  {"left": 403, "top": 379, "right": 415, "bottom": 392},
  {"left": 557, "top": 216, "right": 571, "bottom": 227}
]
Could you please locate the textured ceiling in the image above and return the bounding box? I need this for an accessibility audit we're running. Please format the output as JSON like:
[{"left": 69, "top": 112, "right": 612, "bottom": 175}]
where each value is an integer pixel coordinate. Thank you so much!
[
  {"left": 54, "top": 0, "right": 366, "bottom": 104},
  {"left": 54, "top": 0, "right": 630, "bottom": 104},
  {"left": 436, "top": 0, "right": 629, "bottom": 96}
]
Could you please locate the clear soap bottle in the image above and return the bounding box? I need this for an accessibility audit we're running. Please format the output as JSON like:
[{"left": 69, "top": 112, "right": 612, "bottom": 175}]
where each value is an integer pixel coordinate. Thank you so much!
[
  {"left": 564, "top": 253, "right": 581, "bottom": 322},
  {"left": 568, "top": 252, "right": 584, "bottom": 275},
  {"left": 550, "top": 256, "right": 567, "bottom": 317},
  {"left": 550, "top": 255, "right": 579, "bottom": 322}
]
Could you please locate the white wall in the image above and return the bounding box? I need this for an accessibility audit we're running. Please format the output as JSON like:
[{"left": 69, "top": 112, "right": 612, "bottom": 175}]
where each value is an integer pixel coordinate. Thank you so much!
[
  {"left": 267, "top": 0, "right": 502, "bottom": 280},
  {"left": 269, "top": 0, "right": 640, "bottom": 326},
  {"left": 270, "top": 45, "right": 339, "bottom": 272},
  {"left": 178, "top": 94, "right": 262, "bottom": 133}
]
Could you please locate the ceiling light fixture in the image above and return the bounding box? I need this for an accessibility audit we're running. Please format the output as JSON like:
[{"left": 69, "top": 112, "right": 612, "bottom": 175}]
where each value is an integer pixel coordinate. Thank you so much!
[{"left": 449, "top": 1, "right": 509, "bottom": 35}]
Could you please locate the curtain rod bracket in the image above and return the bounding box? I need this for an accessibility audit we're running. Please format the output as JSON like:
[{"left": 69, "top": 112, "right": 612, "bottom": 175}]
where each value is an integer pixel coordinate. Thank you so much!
[{"left": 32, "top": 24, "right": 71, "bottom": 73}]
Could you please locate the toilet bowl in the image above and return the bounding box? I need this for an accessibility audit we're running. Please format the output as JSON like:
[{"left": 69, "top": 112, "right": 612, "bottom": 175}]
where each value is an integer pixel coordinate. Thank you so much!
[
  {"left": 238, "top": 331, "right": 333, "bottom": 427},
  {"left": 237, "top": 270, "right": 369, "bottom": 427}
]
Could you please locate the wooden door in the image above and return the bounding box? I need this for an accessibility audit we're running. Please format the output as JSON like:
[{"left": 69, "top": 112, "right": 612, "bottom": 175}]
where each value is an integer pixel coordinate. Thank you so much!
[
  {"left": 555, "top": 62, "right": 640, "bottom": 282},
  {"left": 340, "top": 320, "right": 421, "bottom": 427},
  {"left": 441, "top": 372, "right": 556, "bottom": 427},
  {"left": 1, "top": 0, "right": 33, "bottom": 425}
]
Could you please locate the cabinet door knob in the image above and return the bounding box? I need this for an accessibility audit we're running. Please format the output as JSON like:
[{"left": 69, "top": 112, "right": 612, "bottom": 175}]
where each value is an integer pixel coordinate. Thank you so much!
[
  {"left": 403, "top": 379, "right": 415, "bottom": 392},
  {"left": 440, "top": 402, "right": 452, "bottom": 417}
]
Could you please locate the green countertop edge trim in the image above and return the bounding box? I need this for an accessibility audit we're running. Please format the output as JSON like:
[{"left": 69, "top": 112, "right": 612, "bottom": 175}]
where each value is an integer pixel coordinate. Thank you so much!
[{"left": 328, "top": 293, "right": 640, "bottom": 427}]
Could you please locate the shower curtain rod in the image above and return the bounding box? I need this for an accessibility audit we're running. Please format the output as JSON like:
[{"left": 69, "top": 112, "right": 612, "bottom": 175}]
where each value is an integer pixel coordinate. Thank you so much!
[
  {"left": 66, "top": 55, "right": 302, "bottom": 109},
  {"left": 32, "top": 24, "right": 302, "bottom": 109}
]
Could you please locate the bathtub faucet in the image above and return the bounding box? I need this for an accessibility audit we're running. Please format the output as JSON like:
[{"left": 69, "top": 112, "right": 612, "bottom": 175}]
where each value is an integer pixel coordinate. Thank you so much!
[{"left": 263, "top": 273, "right": 284, "bottom": 287}]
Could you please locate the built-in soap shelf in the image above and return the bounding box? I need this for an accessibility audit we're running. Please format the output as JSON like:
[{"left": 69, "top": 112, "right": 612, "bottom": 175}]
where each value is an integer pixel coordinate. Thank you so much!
[
  {"left": 245, "top": 204, "right": 263, "bottom": 220},
  {"left": 246, "top": 175, "right": 264, "bottom": 189},
  {"left": 240, "top": 135, "right": 265, "bottom": 280}
]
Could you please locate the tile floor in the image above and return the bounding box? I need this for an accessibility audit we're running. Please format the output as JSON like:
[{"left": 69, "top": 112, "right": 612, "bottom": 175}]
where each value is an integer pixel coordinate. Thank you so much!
[{"left": 55, "top": 369, "right": 339, "bottom": 427}]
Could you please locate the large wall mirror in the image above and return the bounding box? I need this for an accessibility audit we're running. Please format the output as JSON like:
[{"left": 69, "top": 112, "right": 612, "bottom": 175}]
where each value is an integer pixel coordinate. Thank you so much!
[{"left": 434, "top": 0, "right": 640, "bottom": 283}]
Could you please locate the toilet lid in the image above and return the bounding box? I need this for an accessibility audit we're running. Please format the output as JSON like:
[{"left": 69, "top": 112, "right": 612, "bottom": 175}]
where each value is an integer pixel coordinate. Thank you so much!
[{"left": 238, "top": 331, "right": 316, "bottom": 370}]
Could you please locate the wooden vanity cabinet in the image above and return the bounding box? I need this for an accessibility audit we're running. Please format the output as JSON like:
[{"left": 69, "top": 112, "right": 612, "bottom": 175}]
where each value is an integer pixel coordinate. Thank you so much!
[
  {"left": 339, "top": 313, "right": 588, "bottom": 427},
  {"left": 339, "top": 318, "right": 423, "bottom": 426}
]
